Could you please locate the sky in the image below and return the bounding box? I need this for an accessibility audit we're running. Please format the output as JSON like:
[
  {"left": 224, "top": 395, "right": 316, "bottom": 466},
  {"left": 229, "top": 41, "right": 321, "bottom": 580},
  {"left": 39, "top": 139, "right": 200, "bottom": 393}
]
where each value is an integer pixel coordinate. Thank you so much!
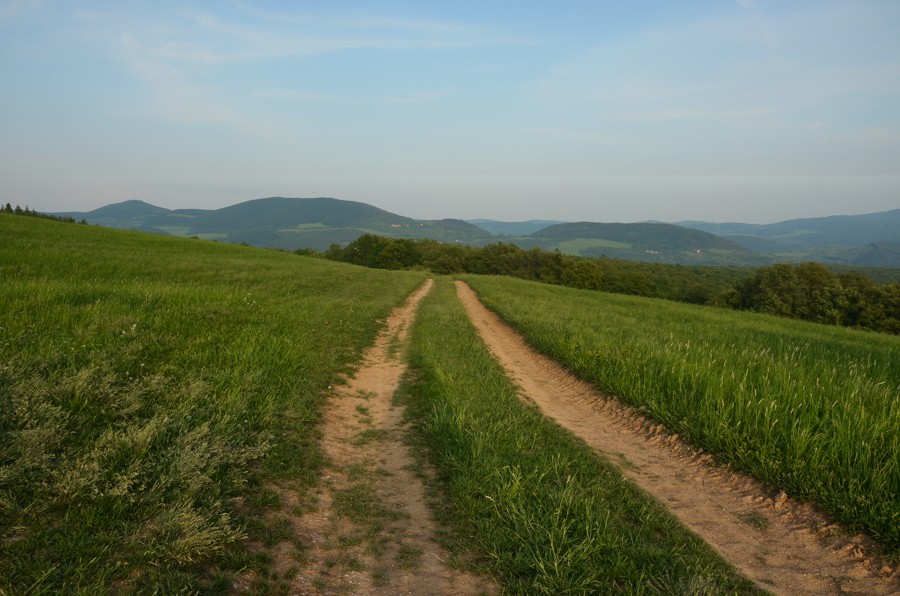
[{"left": 1, "top": 0, "right": 899, "bottom": 224}]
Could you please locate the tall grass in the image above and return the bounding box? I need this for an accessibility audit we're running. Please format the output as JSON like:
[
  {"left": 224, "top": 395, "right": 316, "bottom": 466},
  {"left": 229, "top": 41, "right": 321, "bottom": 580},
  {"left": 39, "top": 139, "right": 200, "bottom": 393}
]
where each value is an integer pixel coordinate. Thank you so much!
[
  {"left": 462, "top": 275, "right": 900, "bottom": 553},
  {"left": 398, "top": 278, "right": 761, "bottom": 594},
  {"left": 0, "top": 214, "right": 425, "bottom": 592}
]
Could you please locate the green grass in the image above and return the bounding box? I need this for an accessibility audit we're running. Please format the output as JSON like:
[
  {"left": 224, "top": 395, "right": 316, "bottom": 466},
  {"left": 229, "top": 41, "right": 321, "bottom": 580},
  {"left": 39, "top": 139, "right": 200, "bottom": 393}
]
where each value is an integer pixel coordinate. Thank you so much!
[
  {"left": 462, "top": 274, "right": 900, "bottom": 554},
  {"left": 0, "top": 214, "right": 425, "bottom": 593},
  {"left": 556, "top": 238, "right": 631, "bottom": 254},
  {"left": 398, "top": 278, "right": 762, "bottom": 594}
]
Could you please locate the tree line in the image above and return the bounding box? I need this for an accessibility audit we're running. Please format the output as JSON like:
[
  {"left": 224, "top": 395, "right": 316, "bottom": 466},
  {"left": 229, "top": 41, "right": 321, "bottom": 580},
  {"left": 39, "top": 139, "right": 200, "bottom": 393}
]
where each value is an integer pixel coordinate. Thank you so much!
[
  {"left": 2, "top": 203, "right": 86, "bottom": 224},
  {"left": 317, "top": 234, "right": 899, "bottom": 335}
]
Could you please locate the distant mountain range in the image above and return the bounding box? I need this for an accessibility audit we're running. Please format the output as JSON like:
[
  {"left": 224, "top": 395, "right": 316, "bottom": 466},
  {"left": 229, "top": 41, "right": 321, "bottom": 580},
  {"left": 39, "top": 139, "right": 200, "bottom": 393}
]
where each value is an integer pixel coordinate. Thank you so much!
[
  {"left": 475, "top": 221, "right": 770, "bottom": 266},
  {"left": 675, "top": 210, "right": 900, "bottom": 267},
  {"left": 54, "top": 198, "right": 900, "bottom": 267}
]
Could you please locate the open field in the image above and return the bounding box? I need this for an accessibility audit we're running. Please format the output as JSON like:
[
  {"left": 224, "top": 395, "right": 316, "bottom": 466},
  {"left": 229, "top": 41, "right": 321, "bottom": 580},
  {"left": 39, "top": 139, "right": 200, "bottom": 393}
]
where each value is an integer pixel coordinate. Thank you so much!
[
  {"left": 462, "top": 275, "right": 900, "bottom": 554},
  {"left": 0, "top": 215, "right": 425, "bottom": 592},
  {"left": 4, "top": 213, "right": 898, "bottom": 593},
  {"left": 398, "top": 278, "right": 762, "bottom": 593}
]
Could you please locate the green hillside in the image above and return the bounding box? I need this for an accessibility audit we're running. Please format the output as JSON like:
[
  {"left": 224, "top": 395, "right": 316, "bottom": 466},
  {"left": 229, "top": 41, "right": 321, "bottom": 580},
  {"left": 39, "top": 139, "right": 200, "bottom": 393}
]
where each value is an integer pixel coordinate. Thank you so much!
[{"left": 0, "top": 213, "right": 426, "bottom": 592}]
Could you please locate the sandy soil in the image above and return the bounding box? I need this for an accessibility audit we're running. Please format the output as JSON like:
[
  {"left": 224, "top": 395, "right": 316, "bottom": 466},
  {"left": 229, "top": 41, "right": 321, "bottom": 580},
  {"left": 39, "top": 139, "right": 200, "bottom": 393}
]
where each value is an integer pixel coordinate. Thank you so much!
[
  {"left": 274, "top": 279, "right": 495, "bottom": 595},
  {"left": 455, "top": 280, "right": 899, "bottom": 596}
]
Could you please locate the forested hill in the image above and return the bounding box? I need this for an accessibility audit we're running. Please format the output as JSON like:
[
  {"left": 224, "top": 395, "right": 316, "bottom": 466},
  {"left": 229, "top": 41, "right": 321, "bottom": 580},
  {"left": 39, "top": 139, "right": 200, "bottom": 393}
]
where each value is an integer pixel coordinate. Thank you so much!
[
  {"left": 55, "top": 197, "right": 492, "bottom": 251},
  {"left": 185, "top": 197, "right": 414, "bottom": 231}
]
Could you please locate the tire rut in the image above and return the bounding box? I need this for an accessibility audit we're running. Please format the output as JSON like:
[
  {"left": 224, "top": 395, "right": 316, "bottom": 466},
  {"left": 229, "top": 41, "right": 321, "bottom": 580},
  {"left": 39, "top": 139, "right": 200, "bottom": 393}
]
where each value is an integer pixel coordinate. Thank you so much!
[
  {"left": 244, "top": 280, "right": 495, "bottom": 595},
  {"left": 455, "top": 280, "right": 899, "bottom": 596}
]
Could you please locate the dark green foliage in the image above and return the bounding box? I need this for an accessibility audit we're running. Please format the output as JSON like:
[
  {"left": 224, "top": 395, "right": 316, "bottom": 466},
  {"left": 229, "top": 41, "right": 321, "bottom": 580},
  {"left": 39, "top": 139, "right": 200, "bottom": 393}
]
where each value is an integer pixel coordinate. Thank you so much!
[
  {"left": 331, "top": 235, "right": 749, "bottom": 302},
  {"left": 729, "top": 262, "right": 900, "bottom": 333},
  {"left": 341, "top": 234, "right": 423, "bottom": 270}
]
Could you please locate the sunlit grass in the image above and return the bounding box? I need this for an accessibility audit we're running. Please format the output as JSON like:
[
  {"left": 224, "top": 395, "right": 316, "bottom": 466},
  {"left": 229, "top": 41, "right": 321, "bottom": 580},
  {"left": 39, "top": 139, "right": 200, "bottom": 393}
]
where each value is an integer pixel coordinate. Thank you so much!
[
  {"left": 462, "top": 274, "right": 900, "bottom": 553},
  {"left": 398, "top": 278, "right": 761, "bottom": 593},
  {"left": 0, "top": 214, "right": 425, "bottom": 592}
]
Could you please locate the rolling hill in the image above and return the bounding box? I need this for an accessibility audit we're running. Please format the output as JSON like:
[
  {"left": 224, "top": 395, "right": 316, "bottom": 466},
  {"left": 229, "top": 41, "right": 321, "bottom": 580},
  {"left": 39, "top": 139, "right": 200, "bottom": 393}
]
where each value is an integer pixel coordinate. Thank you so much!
[
  {"left": 56, "top": 197, "right": 492, "bottom": 251},
  {"left": 53, "top": 198, "right": 900, "bottom": 267}
]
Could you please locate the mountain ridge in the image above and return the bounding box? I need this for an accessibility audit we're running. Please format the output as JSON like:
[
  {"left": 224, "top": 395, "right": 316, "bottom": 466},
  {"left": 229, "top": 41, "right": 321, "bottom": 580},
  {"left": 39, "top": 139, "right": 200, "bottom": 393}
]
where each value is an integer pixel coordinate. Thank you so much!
[
  {"left": 55, "top": 197, "right": 493, "bottom": 251},
  {"left": 53, "top": 198, "right": 900, "bottom": 267}
]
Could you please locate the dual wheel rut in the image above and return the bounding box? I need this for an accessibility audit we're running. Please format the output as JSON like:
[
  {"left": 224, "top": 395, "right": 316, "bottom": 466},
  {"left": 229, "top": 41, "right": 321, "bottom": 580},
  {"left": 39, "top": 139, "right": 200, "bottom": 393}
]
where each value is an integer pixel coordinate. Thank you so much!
[{"left": 278, "top": 280, "right": 897, "bottom": 595}]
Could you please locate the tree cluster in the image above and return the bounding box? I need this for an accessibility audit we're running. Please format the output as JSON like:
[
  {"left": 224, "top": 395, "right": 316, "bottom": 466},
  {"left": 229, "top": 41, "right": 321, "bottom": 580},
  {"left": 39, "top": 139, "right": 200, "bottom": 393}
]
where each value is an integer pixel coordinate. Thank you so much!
[
  {"left": 323, "top": 235, "right": 724, "bottom": 299},
  {"left": 720, "top": 263, "right": 899, "bottom": 333},
  {"left": 319, "top": 234, "right": 899, "bottom": 335}
]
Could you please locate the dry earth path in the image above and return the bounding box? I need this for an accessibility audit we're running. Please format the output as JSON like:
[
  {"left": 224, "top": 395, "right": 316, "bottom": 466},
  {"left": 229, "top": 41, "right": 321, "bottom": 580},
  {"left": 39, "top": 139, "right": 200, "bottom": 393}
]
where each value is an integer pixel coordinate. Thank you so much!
[
  {"left": 456, "top": 280, "right": 900, "bottom": 596},
  {"left": 243, "top": 280, "right": 495, "bottom": 595}
]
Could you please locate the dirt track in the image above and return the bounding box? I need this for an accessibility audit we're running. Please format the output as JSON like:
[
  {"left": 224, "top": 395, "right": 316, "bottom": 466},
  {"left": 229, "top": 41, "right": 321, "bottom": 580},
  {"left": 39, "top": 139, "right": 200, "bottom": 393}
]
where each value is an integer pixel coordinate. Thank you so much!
[
  {"left": 249, "top": 280, "right": 898, "bottom": 595},
  {"left": 270, "top": 279, "right": 495, "bottom": 594},
  {"left": 455, "top": 280, "right": 899, "bottom": 596}
]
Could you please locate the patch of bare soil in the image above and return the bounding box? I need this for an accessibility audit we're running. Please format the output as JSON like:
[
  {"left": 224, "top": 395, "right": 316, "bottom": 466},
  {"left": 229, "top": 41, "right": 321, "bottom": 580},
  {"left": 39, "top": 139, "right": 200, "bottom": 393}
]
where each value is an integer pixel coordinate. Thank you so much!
[
  {"left": 242, "top": 280, "right": 495, "bottom": 595},
  {"left": 455, "top": 281, "right": 899, "bottom": 596}
]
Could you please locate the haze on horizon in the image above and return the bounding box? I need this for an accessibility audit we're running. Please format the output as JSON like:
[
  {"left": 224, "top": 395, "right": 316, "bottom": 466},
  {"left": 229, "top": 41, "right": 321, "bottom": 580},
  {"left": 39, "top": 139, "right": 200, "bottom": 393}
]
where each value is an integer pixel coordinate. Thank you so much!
[{"left": 1, "top": 0, "right": 898, "bottom": 225}]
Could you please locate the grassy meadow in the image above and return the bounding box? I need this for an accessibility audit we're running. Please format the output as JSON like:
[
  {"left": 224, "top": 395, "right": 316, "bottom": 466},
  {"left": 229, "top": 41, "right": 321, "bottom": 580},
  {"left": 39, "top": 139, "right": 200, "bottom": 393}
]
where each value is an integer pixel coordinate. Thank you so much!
[
  {"left": 0, "top": 214, "right": 425, "bottom": 592},
  {"left": 4, "top": 211, "right": 897, "bottom": 593},
  {"left": 398, "top": 278, "right": 761, "bottom": 594},
  {"left": 462, "top": 275, "right": 900, "bottom": 553}
]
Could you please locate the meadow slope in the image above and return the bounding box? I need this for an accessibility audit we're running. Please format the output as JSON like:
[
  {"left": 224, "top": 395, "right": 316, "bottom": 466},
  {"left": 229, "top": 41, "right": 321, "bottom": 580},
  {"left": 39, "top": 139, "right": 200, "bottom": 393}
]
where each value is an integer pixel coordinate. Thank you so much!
[
  {"left": 461, "top": 275, "right": 900, "bottom": 555},
  {"left": 0, "top": 214, "right": 425, "bottom": 592},
  {"left": 456, "top": 280, "right": 899, "bottom": 594}
]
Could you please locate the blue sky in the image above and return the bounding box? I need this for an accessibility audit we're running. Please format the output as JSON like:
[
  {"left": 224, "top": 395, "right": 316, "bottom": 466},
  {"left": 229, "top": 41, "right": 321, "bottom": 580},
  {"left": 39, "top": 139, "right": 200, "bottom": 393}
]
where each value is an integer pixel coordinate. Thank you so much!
[{"left": 1, "top": 0, "right": 898, "bottom": 223}]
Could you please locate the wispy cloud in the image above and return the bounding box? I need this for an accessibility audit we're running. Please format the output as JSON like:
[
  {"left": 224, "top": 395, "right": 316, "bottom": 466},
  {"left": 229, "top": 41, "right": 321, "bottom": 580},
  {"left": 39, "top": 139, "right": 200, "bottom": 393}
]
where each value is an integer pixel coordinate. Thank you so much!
[
  {"left": 0, "top": 0, "right": 42, "bottom": 20},
  {"left": 117, "top": 33, "right": 279, "bottom": 137},
  {"left": 254, "top": 87, "right": 445, "bottom": 107},
  {"left": 102, "top": 3, "right": 520, "bottom": 135},
  {"left": 121, "top": 4, "right": 524, "bottom": 66},
  {"left": 620, "top": 108, "right": 774, "bottom": 123},
  {"left": 529, "top": 2, "right": 900, "bottom": 136}
]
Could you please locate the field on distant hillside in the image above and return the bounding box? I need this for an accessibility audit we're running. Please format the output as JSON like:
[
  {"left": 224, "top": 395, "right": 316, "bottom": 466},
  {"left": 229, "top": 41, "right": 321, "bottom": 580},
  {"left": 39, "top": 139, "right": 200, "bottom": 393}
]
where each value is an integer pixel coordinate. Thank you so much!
[
  {"left": 0, "top": 214, "right": 424, "bottom": 593},
  {"left": 463, "top": 275, "right": 900, "bottom": 553}
]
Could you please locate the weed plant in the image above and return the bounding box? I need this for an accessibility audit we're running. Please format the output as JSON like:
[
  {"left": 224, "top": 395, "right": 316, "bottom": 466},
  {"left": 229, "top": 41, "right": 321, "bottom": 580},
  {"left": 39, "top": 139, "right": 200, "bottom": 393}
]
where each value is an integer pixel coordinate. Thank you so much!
[
  {"left": 398, "top": 278, "right": 761, "bottom": 594},
  {"left": 462, "top": 275, "right": 900, "bottom": 553},
  {"left": 0, "top": 214, "right": 424, "bottom": 592}
]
